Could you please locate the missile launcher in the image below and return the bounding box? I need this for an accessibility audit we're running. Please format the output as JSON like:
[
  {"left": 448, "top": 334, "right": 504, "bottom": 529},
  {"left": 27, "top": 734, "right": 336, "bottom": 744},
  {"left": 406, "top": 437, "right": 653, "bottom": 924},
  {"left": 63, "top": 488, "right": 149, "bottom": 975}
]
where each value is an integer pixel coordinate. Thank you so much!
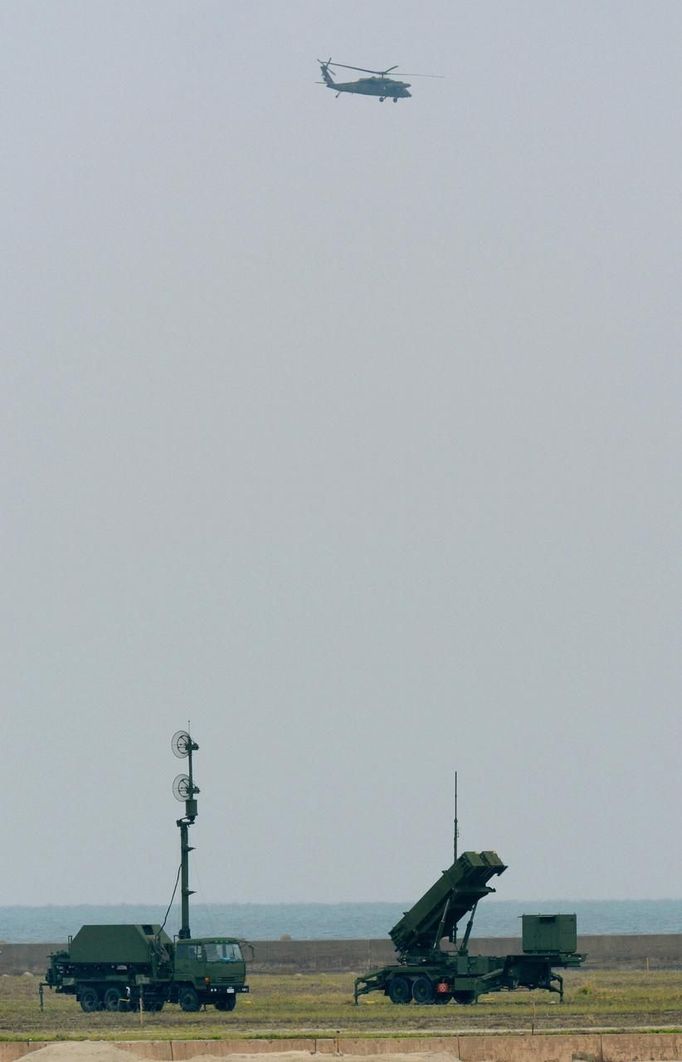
[{"left": 354, "top": 851, "right": 584, "bottom": 1006}]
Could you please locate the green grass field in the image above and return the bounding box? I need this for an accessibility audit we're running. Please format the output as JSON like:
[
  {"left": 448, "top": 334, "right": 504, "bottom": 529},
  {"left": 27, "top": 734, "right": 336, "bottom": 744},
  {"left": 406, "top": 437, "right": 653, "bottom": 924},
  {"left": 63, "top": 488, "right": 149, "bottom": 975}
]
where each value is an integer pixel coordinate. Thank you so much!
[{"left": 2, "top": 970, "right": 681, "bottom": 1041}]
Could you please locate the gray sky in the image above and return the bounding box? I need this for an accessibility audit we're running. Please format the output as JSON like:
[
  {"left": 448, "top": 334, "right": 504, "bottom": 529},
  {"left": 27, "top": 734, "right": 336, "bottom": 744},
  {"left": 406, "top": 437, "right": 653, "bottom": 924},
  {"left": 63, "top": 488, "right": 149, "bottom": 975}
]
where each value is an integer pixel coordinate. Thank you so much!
[{"left": 3, "top": 1, "right": 681, "bottom": 907}]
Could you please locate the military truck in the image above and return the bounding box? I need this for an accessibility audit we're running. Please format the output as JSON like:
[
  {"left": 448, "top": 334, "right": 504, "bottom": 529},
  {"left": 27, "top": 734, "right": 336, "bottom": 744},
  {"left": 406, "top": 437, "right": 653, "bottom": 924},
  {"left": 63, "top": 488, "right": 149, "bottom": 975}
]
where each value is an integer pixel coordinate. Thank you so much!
[
  {"left": 45, "top": 924, "right": 248, "bottom": 1012},
  {"left": 42, "top": 731, "right": 249, "bottom": 1014},
  {"left": 354, "top": 850, "right": 584, "bottom": 1005}
]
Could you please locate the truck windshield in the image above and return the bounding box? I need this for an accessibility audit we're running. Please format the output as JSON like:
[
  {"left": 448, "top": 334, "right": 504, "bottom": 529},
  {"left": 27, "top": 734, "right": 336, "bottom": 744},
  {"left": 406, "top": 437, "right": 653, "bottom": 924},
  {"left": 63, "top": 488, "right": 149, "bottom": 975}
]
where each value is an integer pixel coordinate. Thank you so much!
[{"left": 204, "top": 942, "right": 242, "bottom": 962}]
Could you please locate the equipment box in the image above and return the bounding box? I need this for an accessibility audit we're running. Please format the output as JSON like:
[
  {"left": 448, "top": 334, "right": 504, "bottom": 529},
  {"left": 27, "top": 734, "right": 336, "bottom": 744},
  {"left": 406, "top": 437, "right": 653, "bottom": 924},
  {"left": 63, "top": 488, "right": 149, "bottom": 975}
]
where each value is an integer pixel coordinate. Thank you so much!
[{"left": 522, "top": 914, "right": 577, "bottom": 954}]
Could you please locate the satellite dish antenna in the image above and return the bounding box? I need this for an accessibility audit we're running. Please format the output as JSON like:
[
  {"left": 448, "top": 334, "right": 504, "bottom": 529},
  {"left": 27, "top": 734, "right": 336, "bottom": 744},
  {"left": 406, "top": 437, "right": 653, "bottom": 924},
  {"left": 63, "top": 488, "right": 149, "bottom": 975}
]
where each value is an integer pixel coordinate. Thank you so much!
[
  {"left": 172, "top": 730, "right": 194, "bottom": 758},
  {"left": 172, "top": 774, "right": 192, "bottom": 801}
]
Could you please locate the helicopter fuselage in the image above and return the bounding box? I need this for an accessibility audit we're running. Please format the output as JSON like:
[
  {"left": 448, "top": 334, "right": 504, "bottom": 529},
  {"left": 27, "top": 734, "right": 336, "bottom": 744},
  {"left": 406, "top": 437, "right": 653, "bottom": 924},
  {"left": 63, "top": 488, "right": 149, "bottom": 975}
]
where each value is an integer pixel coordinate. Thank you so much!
[
  {"left": 318, "top": 61, "right": 414, "bottom": 101},
  {"left": 331, "top": 77, "right": 411, "bottom": 99}
]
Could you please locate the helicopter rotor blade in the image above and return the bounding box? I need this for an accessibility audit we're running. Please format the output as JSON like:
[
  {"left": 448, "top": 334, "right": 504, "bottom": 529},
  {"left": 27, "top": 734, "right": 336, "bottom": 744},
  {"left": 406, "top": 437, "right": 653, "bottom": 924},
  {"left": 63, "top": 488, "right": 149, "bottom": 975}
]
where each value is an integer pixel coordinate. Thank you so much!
[
  {"left": 326, "top": 61, "right": 400, "bottom": 76},
  {"left": 316, "top": 58, "right": 444, "bottom": 78}
]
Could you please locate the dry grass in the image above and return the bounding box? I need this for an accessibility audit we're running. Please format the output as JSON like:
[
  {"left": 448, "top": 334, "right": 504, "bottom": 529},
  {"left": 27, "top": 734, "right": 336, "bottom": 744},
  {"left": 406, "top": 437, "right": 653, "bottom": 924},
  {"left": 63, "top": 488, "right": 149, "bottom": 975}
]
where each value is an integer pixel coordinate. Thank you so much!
[{"left": 1, "top": 969, "right": 682, "bottom": 1041}]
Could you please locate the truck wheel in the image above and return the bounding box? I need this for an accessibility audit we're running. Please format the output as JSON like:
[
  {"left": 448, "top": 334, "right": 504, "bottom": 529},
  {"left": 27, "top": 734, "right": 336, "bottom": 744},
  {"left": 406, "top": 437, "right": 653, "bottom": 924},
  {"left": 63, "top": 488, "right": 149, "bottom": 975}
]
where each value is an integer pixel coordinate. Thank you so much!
[
  {"left": 79, "top": 986, "right": 101, "bottom": 1013},
  {"left": 453, "top": 990, "right": 476, "bottom": 1005},
  {"left": 178, "top": 985, "right": 201, "bottom": 1012},
  {"left": 102, "top": 987, "right": 121, "bottom": 1012},
  {"left": 388, "top": 976, "right": 411, "bottom": 1004},
  {"left": 215, "top": 994, "right": 236, "bottom": 1011},
  {"left": 412, "top": 976, "right": 435, "bottom": 1004}
]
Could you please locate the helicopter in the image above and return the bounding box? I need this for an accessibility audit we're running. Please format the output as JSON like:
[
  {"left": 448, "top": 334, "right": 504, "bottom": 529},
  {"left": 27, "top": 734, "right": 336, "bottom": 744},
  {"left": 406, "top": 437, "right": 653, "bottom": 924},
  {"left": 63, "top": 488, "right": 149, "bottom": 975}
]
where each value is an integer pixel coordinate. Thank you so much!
[{"left": 317, "top": 59, "right": 442, "bottom": 102}]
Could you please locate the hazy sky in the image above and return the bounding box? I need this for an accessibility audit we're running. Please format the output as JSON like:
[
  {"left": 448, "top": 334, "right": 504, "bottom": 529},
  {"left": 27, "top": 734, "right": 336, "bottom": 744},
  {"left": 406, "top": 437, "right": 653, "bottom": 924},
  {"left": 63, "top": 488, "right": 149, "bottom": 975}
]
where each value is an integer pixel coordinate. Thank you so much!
[{"left": 3, "top": 1, "right": 681, "bottom": 908}]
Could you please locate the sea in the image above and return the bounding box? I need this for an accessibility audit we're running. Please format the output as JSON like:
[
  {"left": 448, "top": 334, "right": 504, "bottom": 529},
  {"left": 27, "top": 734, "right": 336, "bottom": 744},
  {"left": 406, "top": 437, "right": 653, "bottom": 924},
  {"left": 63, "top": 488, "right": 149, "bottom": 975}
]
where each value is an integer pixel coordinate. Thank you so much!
[{"left": 1, "top": 900, "right": 681, "bottom": 944}]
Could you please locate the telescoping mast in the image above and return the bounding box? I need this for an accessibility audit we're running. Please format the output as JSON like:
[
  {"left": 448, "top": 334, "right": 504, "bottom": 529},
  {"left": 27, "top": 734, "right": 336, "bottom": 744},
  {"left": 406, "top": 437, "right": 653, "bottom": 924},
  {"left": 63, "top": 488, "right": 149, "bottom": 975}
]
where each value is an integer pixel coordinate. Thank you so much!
[{"left": 171, "top": 728, "right": 200, "bottom": 939}]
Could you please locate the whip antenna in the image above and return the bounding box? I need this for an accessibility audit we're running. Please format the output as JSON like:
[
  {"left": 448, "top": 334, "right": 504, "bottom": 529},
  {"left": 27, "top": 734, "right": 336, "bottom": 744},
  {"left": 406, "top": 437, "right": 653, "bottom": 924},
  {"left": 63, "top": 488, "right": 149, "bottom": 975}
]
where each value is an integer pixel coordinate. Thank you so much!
[{"left": 453, "top": 770, "right": 459, "bottom": 863}]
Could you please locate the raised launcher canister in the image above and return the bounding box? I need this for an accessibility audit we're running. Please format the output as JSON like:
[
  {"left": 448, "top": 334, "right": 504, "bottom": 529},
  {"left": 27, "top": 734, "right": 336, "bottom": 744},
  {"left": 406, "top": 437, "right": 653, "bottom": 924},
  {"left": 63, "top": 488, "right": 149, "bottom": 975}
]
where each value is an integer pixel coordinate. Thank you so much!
[
  {"left": 354, "top": 851, "right": 584, "bottom": 1006},
  {"left": 390, "top": 850, "right": 507, "bottom": 961}
]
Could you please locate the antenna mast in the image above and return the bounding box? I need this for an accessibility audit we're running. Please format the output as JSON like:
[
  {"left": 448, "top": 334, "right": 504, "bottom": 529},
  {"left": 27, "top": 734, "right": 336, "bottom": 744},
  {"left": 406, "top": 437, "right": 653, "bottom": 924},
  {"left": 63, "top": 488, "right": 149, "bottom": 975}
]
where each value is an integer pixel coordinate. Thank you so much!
[
  {"left": 171, "top": 728, "right": 200, "bottom": 939},
  {"left": 453, "top": 770, "right": 459, "bottom": 863}
]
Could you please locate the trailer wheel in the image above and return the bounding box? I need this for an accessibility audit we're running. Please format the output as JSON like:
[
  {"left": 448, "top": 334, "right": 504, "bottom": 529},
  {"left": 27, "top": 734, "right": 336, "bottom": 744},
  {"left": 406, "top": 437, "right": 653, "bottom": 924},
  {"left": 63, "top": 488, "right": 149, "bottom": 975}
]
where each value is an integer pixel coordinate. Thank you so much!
[
  {"left": 102, "top": 987, "right": 121, "bottom": 1012},
  {"left": 178, "top": 985, "right": 201, "bottom": 1012},
  {"left": 412, "top": 976, "right": 435, "bottom": 1004},
  {"left": 388, "top": 976, "right": 411, "bottom": 1004},
  {"left": 79, "top": 986, "right": 101, "bottom": 1013},
  {"left": 215, "top": 994, "right": 236, "bottom": 1011}
]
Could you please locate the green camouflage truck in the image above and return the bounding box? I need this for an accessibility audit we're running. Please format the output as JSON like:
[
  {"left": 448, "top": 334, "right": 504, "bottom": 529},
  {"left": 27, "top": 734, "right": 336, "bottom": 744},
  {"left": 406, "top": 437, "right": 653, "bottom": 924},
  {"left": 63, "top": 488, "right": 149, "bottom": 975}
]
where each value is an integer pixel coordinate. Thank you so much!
[
  {"left": 42, "top": 734, "right": 250, "bottom": 1014},
  {"left": 45, "top": 924, "right": 249, "bottom": 1013}
]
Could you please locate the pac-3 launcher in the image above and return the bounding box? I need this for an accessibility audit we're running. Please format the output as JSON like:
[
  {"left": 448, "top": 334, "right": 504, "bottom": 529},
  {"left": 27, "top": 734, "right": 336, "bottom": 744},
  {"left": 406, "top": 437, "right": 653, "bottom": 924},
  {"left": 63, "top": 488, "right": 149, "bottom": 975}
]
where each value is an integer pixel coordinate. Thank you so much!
[{"left": 354, "top": 850, "right": 584, "bottom": 1005}]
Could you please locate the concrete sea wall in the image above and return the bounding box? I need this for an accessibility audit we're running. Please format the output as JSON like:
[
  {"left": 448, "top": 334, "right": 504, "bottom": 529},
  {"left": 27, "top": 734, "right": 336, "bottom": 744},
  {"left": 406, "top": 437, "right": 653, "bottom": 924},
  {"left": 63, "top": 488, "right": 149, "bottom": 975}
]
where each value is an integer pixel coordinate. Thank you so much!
[
  {"left": 2, "top": 1033, "right": 682, "bottom": 1061},
  {"left": 1, "top": 935, "right": 681, "bottom": 976}
]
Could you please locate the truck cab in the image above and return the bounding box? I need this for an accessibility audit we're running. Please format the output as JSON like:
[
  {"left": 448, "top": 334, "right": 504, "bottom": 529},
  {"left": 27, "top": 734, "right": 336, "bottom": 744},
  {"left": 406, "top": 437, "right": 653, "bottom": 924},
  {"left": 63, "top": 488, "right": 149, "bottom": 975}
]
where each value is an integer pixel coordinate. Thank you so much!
[{"left": 172, "top": 937, "right": 249, "bottom": 1011}]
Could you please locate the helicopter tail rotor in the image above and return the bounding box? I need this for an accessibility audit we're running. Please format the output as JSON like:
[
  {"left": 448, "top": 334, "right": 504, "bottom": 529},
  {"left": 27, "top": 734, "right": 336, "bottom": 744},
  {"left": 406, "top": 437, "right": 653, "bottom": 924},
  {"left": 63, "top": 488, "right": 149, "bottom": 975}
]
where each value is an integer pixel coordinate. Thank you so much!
[{"left": 317, "top": 58, "right": 337, "bottom": 88}]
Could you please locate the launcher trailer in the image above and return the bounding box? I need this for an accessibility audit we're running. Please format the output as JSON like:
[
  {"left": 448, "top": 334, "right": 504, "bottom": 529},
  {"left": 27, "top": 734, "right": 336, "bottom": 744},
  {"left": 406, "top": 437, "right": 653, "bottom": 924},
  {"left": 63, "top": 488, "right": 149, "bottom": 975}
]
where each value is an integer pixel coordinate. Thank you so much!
[{"left": 354, "top": 850, "right": 584, "bottom": 1006}]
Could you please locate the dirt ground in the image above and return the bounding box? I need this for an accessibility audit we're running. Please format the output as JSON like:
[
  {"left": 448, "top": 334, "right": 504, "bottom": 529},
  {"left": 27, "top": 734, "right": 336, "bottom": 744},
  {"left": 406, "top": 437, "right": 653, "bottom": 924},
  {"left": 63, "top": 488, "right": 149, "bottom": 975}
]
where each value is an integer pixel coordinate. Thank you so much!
[{"left": 2, "top": 970, "right": 682, "bottom": 1041}]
